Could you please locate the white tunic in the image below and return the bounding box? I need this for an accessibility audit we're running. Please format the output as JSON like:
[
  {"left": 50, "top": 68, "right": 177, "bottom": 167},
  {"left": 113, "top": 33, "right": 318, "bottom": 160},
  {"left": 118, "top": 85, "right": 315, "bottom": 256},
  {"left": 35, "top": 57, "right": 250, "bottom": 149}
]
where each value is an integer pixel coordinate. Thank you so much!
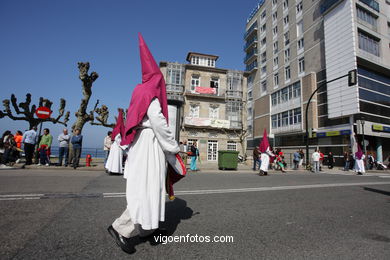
[
  {"left": 354, "top": 154, "right": 366, "bottom": 173},
  {"left": 124, "top": 98, "right": 179, "bottom": 230},
  {"left": 105, "top": 134, "right": 125, "bottom": 174},
  {"left": 260, "top": 149, "right": 274, "bottom": 172}
]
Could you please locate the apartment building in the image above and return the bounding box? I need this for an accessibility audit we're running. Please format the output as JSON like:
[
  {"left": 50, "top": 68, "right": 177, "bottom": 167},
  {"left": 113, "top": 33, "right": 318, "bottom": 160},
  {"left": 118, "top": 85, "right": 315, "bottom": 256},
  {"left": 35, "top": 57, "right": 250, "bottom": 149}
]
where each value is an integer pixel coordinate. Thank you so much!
[
  {"left": 160, "top": 52, "right": 248, "bottom": 163},
  {"left": 244, "top": 0, "right": 390, "bottom": 164}
]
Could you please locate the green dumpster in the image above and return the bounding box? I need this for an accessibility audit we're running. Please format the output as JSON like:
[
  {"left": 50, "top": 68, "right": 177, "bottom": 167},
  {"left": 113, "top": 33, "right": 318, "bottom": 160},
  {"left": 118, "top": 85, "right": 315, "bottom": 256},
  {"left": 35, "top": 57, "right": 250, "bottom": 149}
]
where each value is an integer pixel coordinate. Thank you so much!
[{"left": 218, "top": 150, "right": 239, "bottom": 170}]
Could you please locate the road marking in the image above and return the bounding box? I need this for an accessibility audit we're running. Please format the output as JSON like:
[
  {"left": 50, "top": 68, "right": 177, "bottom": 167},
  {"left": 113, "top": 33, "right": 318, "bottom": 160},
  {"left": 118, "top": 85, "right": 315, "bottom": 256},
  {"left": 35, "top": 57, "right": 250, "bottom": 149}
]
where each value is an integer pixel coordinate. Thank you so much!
[
  {"left": 379, "top": 176, "right": 390, "bottom": 178},
  {"left": 1, "top": 182, "right": 390, "bottom": 201}
]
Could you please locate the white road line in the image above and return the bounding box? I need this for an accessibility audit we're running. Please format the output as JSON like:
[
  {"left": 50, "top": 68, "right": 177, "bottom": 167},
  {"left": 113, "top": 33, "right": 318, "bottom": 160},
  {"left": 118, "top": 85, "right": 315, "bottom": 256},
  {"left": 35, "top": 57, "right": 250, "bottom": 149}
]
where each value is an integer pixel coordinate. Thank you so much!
[
  {"left": 2, "top": 182, "right": 390, "bottom": 201},
  {"left": 378, "top": 176, "right": 390, "bottom": 178}
]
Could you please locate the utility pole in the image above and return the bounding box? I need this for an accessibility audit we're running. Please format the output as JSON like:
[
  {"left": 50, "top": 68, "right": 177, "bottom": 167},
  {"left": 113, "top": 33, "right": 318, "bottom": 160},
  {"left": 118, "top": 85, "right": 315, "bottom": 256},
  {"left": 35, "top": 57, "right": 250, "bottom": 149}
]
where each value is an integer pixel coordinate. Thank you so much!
[{"left": 305, "top": 69, "right": 357, "bottom": 169}]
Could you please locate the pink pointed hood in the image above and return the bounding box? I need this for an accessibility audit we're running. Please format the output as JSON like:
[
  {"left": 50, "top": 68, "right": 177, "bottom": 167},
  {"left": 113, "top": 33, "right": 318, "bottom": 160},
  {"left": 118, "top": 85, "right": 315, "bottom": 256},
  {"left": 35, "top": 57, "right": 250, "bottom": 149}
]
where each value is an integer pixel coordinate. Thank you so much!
[
  {"left": 259, "top": 128, "right": 270, "bottom": 153},
  {"left": 111, "top": 109, "right": 125, "bottom": 140},
  {"left": 121, "top": 33, "right": 169, "bottom": 146}
]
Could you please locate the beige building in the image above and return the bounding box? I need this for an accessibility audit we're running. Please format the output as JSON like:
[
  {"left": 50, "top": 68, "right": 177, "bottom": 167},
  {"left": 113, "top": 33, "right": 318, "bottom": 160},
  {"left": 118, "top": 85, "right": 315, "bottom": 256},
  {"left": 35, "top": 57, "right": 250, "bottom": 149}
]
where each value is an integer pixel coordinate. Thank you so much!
[
  {"left": 160, "top": 52, "right": 248, "bottom": 163},
  {"left": 244, "top": 0, "right": 390, "bottom": 165}
]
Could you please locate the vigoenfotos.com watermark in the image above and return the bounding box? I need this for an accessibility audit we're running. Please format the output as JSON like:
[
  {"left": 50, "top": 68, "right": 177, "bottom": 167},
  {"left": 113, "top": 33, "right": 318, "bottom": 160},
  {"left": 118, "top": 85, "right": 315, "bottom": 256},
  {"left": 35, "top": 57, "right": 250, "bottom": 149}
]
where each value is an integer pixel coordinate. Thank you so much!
[{"left": 154, "top": 234, "right": 234, "bottom": 245}]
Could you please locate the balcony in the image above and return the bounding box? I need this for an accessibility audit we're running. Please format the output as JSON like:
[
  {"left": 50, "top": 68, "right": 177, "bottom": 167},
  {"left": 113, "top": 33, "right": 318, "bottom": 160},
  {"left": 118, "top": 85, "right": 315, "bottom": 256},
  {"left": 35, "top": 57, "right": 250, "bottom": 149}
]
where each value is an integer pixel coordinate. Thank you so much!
[
  {"left": 166, "top": 84, "right": 184, "bottom": 93},
  {"left": 167, "top": 93, "right": 184, "bottom": 102},
  {"left": 244, "top": 22, "right": 258, "bottom": 39},
  {"left": 359, "top": 0, "right": 379, "bottom": 12},
  {"left": 246, "top": 61, "right": 258, "bottom": 72},
  {"left": 243, "top": 36, "right": 258, "bottom": 51},
  {"left": 244, "top": 48, "right": 258, "bottom": 63},
  {"left": 226, "top": 90, "right": 243, "bottom": 99}
]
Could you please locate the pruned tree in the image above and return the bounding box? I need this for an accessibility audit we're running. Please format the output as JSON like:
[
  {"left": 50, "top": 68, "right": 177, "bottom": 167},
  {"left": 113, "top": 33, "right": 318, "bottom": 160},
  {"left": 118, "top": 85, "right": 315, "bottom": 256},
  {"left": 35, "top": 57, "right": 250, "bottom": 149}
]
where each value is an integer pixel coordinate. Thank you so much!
[
  {"left": 90, "top": 100, "right": 116, "bottom": 128},
  {"left": 0, "top": 93, "right": 70, "bottom": 129}
]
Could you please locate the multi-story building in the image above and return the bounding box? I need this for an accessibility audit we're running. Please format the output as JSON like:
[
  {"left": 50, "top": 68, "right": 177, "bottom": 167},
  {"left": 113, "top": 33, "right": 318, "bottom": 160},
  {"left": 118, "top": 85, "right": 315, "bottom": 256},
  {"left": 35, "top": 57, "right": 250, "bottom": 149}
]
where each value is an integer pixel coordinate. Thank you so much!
[
  {"left": 160, "top": 52, "right": 248, "bottom": 163},
  {"left": 244, "top": 0, "right": 390, "bottom": 165}
]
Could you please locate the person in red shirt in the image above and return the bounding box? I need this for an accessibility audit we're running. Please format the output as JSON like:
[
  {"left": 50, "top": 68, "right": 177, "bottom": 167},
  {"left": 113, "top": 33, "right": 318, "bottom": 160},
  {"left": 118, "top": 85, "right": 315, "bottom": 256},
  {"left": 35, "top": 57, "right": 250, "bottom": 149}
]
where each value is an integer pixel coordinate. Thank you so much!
[{"left": 319, "top": 150, "right": 324, "bottom": 171}]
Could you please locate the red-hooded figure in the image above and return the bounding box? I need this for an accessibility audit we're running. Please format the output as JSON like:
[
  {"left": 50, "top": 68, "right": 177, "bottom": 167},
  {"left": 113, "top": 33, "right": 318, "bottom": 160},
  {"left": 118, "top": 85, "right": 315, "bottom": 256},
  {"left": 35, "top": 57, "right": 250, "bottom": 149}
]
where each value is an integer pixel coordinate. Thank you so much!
[{"left": 108, "top": 34, "right": 185, "bottom": 251}]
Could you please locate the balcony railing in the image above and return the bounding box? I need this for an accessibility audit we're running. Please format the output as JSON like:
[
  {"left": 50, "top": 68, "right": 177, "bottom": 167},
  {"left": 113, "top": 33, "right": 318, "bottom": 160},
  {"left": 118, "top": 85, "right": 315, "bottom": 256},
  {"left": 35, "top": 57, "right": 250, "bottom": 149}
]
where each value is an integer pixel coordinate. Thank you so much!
[
  {"left": 359, "top": 0, "right": 379, "bottom": 12},
  {"left": 226, "top": 90, "right": 243, "bottom": 99},
  {"left": 244, "top": 22, "right": 258, "bottom": 39},
  {"left": 244, "top": 48, "right": 258, "bottom": 63},
  {"left": 166, "top": 84, "right": 184, "bottom": 93},
  {"left": 246, "top": 61, "right": 258, "bottom": 72},
  {"left": 167, "top": 93, "right": 184, "bottom": 102},
  {"left": 243, "top": 36, "right": 258, "bottom": 51}
]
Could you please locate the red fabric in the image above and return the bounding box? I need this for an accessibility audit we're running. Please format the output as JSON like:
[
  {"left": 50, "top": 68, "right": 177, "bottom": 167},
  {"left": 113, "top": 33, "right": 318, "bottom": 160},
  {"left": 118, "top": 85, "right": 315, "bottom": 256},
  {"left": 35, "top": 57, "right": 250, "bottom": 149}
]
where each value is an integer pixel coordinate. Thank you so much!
[
  {"left": 14, "top": 134, "right": 22, "bottom": 149},
  {"left": 121, "top": 33, "right": 169, "bottom": 146},
  {"left": 111, "top": 109, "right": 125, "bottom": 141},
  {"left": 195, "top": 87, "right": 216, "bottom": 94},
  {"left": 320, "top": 152, "right": 324, "bottom": 161},
  {"left": 259, "top": 129, "right": 270, "bottom": 153},
  {"left": 355, "top": 143, "right": 364, "bottom": 160}
]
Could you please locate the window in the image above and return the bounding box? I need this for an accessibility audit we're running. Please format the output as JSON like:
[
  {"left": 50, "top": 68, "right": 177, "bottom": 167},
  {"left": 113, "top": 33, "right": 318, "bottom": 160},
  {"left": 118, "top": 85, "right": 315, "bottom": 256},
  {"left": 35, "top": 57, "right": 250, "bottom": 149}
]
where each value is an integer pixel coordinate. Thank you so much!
[
  {"left": 261, "top": 37, "right": 266, "bottom": 46},
  {"left": 207, "top": 140, "right": 218, "bottom": 161},
  {"left": 282, "top": 111, "right": 289, "bottom": 126},
  {"left": 274, "top": 73, "right": 279, "bottom": 87},
  {"left": 356, "top": 6, "right": 377, "bottom": 27},
  {"left": 272, "top": 0, "right": 277, "bottom": 7},
  {"left": 296, "top": 1, "right": 303, "bottom": 14},
  {"left": 167, "top": 65, "right": 182, "bottom": 85},
  {"left": 210, "top": 77, "right": 219, "bottom": 94},
  {"left": 293, "top": 108, "right": 302, "bottom": 124},
  {"left": 273, "top": 41, "right": 279, "bottom": 54},
  {"left": 191, "top": 56, "right": 200, "bottom": 65},
  {"left": 296, "top": 20, "right": 303, "bottom": 37},
  {"left": 248, "top": 90, "right": 253, "bottom": 100},
  {"left": 284, "top": 48, "right": 290, "bottom": 63},
  {"left": 271, "top": 114, "right": 278, "bottom": 128},
  {"left": 189, "top": 104, "right": 199, "bottom": 118},
  {"left": 271, "top": 92, "right": 278, "bottom": 106},
  {"left": 283, "top": 0, "right": 289, "bottom": 10},
  {"left": 281, "top": 87, "right": 288, "bottom": 102},
  {"left": 298, "top": 38, "right": 304, "bottom": 50},
  {"left": 283, "top": 15, "right": 289, "bottom": 27},
  {"left": 261, "top": 24, "right": 266, "bottom": 34},
  {"left": 209, "top": 106, "right": 219, "bottom": 119},
  {"left": 285, "top": 66, "right": 291, "bottom": 81},
  {"left": 261, "top": 80, "right": 267, "bottom": 93},
  {"left": 261, "top": 66, "right": 267, "bottom": 75},
  {"left": 261, "top": 10, "right": 266, "bottom": 20},
  {"left": 298, "top": 57, "right": 305, "bottom": 74},
  {"left": 293, "top": 82, "right": 301, "bottom": 98},
  {"left": 227, "top": 141, "right": 237, "bottom": 151},
  {"left": 273, "top": 56, "right": 279, "bottom": 67},
  {"left": 261, "top": 52, "right": 267, "bottom": 63},
  {"left": 358, "top": 31, "right": 380, "bottom": 56},
  {"left": 284, "top": 31, "right": 290, "bottom": 46},
  {"left": 191, "top": 75, "right": 200, "bottom": 92},
  {"left": 273, "top": 26, "right": 278, "bottom": 37},
  {"left": 248, "top": 107, "right": 253, "bottom": 116},
  {"left": 273, "top": 11, "right": 278, "bottom": 22}
]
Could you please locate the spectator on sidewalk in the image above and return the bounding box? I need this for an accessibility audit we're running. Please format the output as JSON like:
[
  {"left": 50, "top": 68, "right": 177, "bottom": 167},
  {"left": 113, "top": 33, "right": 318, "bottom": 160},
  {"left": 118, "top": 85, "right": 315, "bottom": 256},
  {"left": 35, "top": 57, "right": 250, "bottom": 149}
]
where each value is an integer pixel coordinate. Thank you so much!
[
  {"left": 38, "top": 128, "right": 53, "bottom": 166},
  {"left": 1, "top": 131, "right": 17, "bottom": 165},
  {"left": 253, "top": 146, "right": 260, "bottom": 171},
  {"left": 312, "top": 149, "right": 320, "bottom": 173},
  {"left": 319, "top": 150, "right": 324, "bottom": 171},
  {"left": 13, "top": 130, "right": 23, "bottom": 163},
  {"left": 298, "top": 149, "right": 304, "bottom": 168},
  {"left": 58, "top": 128, "right": 70, "bottom": 166},
  {"left": 327, "top": 152, "right": 335, "bottom": 169},
  {"left": 104, "top": 131, "right": 113, "bottom": 165},
  {"left": 367, "top": 153, "right": 375, "bottom": 170},
  {"left": 343, "top": 151, "right": 350, "bottom": 171},
  {"left": 293, "top": 150, "right": 300, "bottom": 170},
  {"left": 189, "top": 142, "right": 199, "bottom": 171},
  {"left": 22, "top": 126, "right": 37, "bottom": 165},
  {"left": 71, "top": 129, "right": 83, "bottom": 169}
]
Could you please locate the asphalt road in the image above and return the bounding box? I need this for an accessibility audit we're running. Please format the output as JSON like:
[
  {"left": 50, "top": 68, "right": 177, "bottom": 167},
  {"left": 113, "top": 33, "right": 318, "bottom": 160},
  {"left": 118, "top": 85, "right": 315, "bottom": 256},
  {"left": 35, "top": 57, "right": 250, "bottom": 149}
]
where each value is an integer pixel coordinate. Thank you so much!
[{"left": 0, "top": 168, "right": 389, "bottom": 259}]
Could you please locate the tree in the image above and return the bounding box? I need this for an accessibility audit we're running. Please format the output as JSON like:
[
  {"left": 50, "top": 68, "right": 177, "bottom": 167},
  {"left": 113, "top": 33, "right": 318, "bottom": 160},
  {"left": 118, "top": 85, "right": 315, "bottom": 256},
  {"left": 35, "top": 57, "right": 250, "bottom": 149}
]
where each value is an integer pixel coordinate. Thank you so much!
[
  {"left": 0, "top": 93, "right": 70, "bottom": 129},
  {"left": 72, "top": 62, "right": 116, "bottom": 131}
]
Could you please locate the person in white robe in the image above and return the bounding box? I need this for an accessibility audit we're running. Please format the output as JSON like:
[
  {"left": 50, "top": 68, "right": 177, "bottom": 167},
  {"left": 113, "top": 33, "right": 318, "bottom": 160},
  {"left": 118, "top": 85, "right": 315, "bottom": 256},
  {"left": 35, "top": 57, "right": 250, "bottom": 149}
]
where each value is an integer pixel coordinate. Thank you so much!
[
  {"left": 354, "top": 146, "right": 365, "bottom": 175},
  {"left": 259, "top": 129, "right": 274, "bottom": 176},
  {"left": 107, "top": 34, "right": 182, "bottom": 254},
  {"left": 105, "top": 109, "right": 126, "bottom": 174}
]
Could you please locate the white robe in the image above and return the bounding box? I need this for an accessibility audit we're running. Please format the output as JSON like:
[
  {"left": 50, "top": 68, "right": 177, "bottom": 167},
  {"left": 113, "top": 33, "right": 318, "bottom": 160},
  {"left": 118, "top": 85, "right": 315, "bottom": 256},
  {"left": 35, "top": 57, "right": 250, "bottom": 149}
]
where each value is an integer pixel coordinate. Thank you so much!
[
  {"left": 105, "top": 134, "right": 125, "bottom": 174},
  {"left": 260, "top": 149, "right": 274, "bottom": 172},
  {"left": 124, "top": 98, "right": 179, "bottom": 230},
  {"left": 354, "top": 154, "right": 366, "bottom": 173}
]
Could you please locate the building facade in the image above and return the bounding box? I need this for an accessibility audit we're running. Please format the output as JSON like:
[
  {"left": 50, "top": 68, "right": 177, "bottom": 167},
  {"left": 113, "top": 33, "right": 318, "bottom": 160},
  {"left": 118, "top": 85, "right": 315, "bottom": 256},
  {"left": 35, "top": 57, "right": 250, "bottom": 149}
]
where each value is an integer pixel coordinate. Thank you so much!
[
  {"left": 160, "top": 52, "right": 248, "bottom": 163},
  {"left": 244, "top": 0, "right": 390, "bottom": 165}
]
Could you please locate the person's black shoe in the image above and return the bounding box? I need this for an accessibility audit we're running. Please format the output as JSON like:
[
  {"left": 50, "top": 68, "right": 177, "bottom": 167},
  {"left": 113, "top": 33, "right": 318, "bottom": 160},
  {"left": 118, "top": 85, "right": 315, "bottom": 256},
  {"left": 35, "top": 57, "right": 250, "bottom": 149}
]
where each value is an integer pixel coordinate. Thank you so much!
[
  {"left": 107, "top": 225, "right": 135, "bottom": 254},
  {"left": 259, "top": 170, "right": 264, "bottom": 176},
  {"left": 357, "top": 172, "right": 363, "bottom": 175},
  {"left": 263, "top": 171, "right": 268, "bottom": 176}
]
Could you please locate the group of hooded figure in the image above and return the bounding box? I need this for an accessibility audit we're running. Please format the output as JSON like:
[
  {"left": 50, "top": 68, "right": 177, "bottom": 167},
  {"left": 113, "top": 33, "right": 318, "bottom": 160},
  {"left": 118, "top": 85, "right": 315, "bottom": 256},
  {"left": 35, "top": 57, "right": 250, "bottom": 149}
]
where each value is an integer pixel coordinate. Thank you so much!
[{"left": 105, "top": 34, "right": 186, "bottom": 254}]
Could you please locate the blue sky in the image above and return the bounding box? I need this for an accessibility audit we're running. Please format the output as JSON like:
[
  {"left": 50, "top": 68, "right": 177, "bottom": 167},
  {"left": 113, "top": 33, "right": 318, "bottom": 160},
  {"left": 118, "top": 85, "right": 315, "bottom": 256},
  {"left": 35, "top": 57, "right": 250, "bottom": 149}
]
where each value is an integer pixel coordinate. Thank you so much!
[{"left": 0, "top": 0, "right": 258, "bottom": 148}]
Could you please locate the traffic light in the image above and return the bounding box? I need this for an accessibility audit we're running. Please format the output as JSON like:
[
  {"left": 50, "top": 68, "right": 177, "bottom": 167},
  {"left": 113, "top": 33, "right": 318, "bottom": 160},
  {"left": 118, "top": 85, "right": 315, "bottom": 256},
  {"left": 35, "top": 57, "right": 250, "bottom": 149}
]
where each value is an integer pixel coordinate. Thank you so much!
[{"left": 348, "top": 69, "right": 357, "bottom": 86}]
